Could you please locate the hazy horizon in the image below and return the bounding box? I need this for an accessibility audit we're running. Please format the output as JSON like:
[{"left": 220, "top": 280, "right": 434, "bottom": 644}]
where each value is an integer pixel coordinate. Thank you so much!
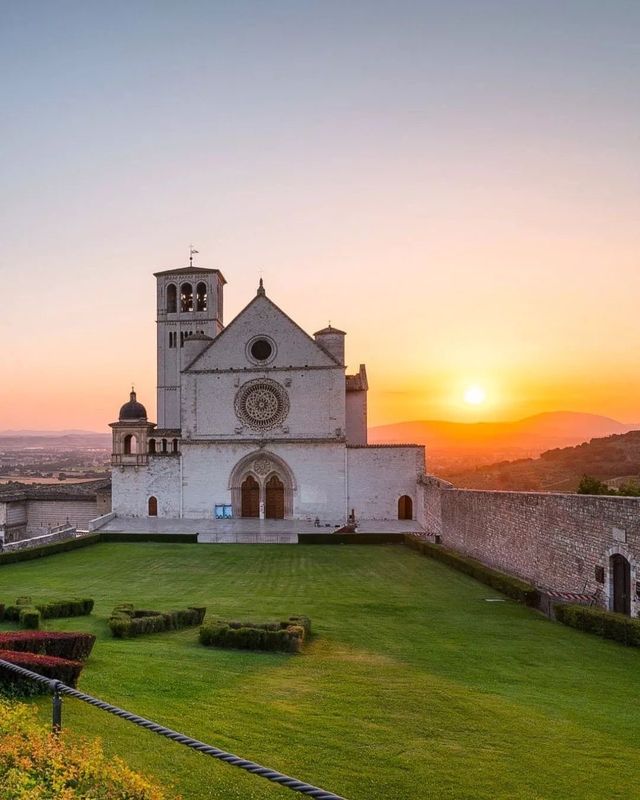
[{"left": 2, "top": 1, "right": 639, "bottom": 430}]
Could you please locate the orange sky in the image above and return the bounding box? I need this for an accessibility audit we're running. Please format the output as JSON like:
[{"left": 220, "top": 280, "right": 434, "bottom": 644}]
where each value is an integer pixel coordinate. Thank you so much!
[{"left": 1, "top": 3, "right": 639, "bottom": 431}]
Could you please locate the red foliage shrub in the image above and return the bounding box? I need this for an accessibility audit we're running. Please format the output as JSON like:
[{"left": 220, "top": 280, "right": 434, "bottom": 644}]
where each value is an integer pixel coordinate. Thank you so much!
[
  {"left": 0, "top": 631, "right": 95, "bottom": 661},
  {"left": 0, "top": 649, "right": 84, "bottom": 688}
]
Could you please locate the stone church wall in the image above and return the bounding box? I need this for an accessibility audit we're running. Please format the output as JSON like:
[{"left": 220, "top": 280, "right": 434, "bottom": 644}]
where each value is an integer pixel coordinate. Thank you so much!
[
  {"left": 181, "top": 441, "right": 347, "bottom": 521},
  {"left": 347, "top": 446, "right": 424, "bottom": 520},
  {"left": 423, "top": 482, "right": 640, "bottom": 615},
  {"left": 111, "top": 456, "right": 180, "bottom": 517}
]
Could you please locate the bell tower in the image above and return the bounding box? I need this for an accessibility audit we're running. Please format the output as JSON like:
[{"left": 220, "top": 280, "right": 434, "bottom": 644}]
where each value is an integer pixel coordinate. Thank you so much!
[{"left": 154, "top": 266, "right": 226, "bottom": 429}]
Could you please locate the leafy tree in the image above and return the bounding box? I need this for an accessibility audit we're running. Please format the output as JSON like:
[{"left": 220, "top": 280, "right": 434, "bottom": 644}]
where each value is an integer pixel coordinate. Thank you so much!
[{"left": 577, "top": 475, "right": 611, "bottom": 495}]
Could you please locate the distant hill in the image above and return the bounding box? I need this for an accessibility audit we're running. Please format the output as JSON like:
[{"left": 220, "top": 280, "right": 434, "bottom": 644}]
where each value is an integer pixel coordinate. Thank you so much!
[
  {"left": 369, "top": 411, "right": 639, "bottom": 472},
  {"left": 444, "top": 429, "right": 640, "bottom": 492},
  {"left": 0, "top": 432, "right": 110, "bottom": 450}
]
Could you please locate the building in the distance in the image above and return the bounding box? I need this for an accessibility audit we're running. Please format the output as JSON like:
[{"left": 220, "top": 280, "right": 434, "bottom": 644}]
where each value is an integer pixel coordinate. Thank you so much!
[{"left": 109, "top": 267, "right": 424, "bottom": 524}]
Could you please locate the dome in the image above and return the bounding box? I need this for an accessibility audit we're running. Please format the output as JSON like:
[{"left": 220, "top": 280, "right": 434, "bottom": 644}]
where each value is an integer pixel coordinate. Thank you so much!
[{"left": 119, "top": 390, "right": 147, "bottom": 421}]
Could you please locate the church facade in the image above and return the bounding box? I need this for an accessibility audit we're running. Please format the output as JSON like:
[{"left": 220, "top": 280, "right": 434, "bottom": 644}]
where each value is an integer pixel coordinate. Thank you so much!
[{"left": 110, "top": 267, "right": 424, "bottom": 524}]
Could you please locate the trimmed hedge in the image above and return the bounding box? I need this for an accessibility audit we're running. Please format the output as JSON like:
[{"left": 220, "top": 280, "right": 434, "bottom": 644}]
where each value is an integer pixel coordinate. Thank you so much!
[
  {"left": 405, "top": 535, "right": 540, "bottom": 607},
  {"left": 0, "top": 631, "right": 96, "bottom": 661},
  {"left": 3, "top": 596, "right": 94, "bottom": 629},
  {"left": 0, "top": 649, "right": 85, "bottom": 691},
  {"left": 0, "top": 533, "right": 100, "bottom": 565},
  {"left": 555, "top": 603, "right": 640, "bottom": 647},
  {"left": 100, "top": 533, "right": 199, "bottom": 543},
  {"left": 108, "top": 604, "right": 207, "bottom": 638},
  {"left": 19, "top": 608, "right": 41, "bottom": 630},
  {"left": 298, "top": 533, "right": 405, "bottom": 545},
  {"left": 200, "top": 615, "right": 311, "bottom": 653}
]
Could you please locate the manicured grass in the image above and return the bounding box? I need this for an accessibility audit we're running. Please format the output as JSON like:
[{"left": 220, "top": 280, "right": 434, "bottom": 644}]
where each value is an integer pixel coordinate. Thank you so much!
[{"left": 1, "top": 542, "right": 640, "bottom": 799}]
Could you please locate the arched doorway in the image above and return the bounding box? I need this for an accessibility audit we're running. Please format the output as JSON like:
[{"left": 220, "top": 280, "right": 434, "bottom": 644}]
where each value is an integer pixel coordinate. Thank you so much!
[
  {"left": 148, "top": 496, "right": 158, "bottom": 517},
  {"left": 265, "top": 475, "right": 285, "bottom": 519},
  {"left": 241, "top": 475, "right": 260, "bottom": 518},
  {"left": 611, "top": 554, "right": 631, "bottom": 615},
  {"left": 398, "top": 495, "right": 413, "bottom": 520}
]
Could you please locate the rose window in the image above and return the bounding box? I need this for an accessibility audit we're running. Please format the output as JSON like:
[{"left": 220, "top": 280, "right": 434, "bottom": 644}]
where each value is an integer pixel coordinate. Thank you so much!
[{"left": 234, "top": 380, "right": 289, "bottom": 430}]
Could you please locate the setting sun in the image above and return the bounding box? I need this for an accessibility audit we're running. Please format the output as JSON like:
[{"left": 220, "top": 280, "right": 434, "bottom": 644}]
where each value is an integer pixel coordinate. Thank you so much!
[{"left": 464, "top": 385, "right": 486, "bottom": 405}]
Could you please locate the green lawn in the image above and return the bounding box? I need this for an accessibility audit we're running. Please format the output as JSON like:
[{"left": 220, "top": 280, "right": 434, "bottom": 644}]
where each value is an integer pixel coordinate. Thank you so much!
[{"left": 1, "top": 542, "right": 639, "bottom": 800}]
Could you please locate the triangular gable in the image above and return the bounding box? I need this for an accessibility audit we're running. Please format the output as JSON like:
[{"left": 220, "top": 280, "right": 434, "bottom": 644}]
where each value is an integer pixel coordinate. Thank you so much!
[{"left": 185, "top": 293, "right": 341, "bottom": 371}]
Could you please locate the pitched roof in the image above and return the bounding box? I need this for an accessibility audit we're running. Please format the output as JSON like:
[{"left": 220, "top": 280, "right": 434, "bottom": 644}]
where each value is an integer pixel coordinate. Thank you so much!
[
  {"left": 314, "top": 325, "right": 346, "bottom": 336},
  {"left": 153, "top": 267, "right": 227, "bottom": 283},
  {"left": 184, "top": 290, "right": 343, "bottom": 370},
  {"left": 0, "top": 478, "right": 111, "bottom": 503}
]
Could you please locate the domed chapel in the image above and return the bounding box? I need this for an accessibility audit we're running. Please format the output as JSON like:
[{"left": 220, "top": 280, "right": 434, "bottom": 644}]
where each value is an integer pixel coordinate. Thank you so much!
[{"left": 109, "top": 266, "right": 424, "bottom": 525}]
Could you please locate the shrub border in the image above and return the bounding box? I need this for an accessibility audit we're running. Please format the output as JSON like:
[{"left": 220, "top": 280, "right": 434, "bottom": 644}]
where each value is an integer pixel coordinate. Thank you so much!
[
  {"left": 554, "top": 603, "right": 640, "bottom": 647},
  {"left": 404, "top": 535, "right": 540, "bottom": 607}
]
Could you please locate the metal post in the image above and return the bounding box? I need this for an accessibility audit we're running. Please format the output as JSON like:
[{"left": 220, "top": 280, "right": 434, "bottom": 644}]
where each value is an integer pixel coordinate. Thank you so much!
[{"left": 52, "top": 681, "right": 62, "bottom": 733}]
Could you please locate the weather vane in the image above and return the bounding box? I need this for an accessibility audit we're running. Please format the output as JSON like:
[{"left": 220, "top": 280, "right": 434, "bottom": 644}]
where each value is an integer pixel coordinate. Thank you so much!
[{"left": 189, "top": 244, "right": 199, "bottom": 267}]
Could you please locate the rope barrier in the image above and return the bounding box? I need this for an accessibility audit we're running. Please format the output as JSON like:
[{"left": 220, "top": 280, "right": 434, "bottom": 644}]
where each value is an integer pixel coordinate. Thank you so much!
[{"left": 0, "top": 658, "right": 346, "bottom": 800}]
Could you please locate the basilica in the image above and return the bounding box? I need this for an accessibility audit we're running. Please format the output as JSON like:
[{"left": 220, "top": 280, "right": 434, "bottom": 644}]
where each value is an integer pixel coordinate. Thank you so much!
[{"left": 109, "top": 266, "right": 424, "bottom": 525}]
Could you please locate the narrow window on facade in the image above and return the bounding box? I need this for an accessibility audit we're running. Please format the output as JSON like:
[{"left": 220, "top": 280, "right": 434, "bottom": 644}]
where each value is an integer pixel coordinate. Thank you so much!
[
  {"left": 162, "top": 438, "right": 167, "bottom": 453},
  {"left": 172, "top": 438, "right": 179, "bottom": 453},
  {"left": 180, "top": 331, "right": 184, "bottom": 347},
  {"left": 166, "top": 284, "right": 177, "bottom": 313},
  {"left": 180, "top": 282, "right": 193, "bottom": 312},
  {"left": 148, "top": 438, "right": 156, "bottom": 454},
  {"left": 196, "top": 282, "right": 207, "bottom": 311},
  {"left": 148, "top": 496, "right": 158, "bottom": 516}
]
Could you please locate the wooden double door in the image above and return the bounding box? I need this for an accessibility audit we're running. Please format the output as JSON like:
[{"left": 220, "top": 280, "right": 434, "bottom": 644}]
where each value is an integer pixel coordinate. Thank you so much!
[{"left": 240, "top": 474, "right": 285, "bottom": 519}]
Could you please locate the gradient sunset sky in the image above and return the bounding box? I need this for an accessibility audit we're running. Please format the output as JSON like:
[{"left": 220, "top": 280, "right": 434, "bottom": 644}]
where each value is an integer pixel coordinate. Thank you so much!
[{"left": 1, "top": 1, "right": 639, "bottom": 431}]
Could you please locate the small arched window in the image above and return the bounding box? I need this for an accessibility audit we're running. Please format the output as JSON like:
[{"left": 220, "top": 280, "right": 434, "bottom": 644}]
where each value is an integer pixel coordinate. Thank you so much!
[
  {"left": 166, "top": 283, "right": 177, "bottom": 313},
  {"left": 123, "top": 434, "right": 137, "bottom": 455},
  {"left": 148, "top": 496, "right": 158, "bottom": 517},
  {"left": 172, "top": 438, "right": 179, "bottom": 453},
  {"left": 196, "top": 282, "right": 207, "bottom": 311},
  {"left": 148, "top": 438, "right": 156, "bottom": 454},
  {"left": 162, "top": 438, "right": 167, "bottom": 453},
  {"left": 180, "top": 282, "right": 193, "bottom": 312}
]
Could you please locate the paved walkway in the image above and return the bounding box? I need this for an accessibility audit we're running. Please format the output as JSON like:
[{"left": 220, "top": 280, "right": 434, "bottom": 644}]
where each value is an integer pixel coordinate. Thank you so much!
[{"left": 98, "top": 516, "right": 423, "bottom": 540}]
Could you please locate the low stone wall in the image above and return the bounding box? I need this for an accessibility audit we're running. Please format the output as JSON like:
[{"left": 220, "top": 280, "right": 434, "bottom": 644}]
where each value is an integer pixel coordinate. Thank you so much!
[
  {"left": 417, "top": 475, "right": 453, "bottom": 536},
  {"left": 422, "top": 480, "right": 640, "bottom": 616},
  {"left": 2, "top": 525, "right": 76, "bottom": 552}
]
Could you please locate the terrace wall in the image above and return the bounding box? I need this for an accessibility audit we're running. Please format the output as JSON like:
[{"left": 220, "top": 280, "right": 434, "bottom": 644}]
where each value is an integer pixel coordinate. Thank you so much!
[{"left": 420, "top": 478, "right": 640, "bottom": 616}]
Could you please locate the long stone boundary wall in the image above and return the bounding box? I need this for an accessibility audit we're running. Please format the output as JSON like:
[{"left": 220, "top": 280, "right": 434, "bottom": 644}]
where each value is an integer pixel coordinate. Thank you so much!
[{"left": 420, "top": 475, "right": 640, "bottom": 616}]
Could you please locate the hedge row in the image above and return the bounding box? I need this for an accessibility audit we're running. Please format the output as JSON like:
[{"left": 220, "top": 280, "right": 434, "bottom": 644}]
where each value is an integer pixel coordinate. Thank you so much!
[
  {"left": 108, "top": 604, "right": 207, "bottom": 638},
  {"left": 2, "top": 596, "right": 94, "bottom": 630},
  {"left": 0, "top": 649, "right": 85, "bottom": 691},
  {"left": 199, "top": 615, "right": 311, "bottom": 653},
  {"left": 298, "top": 533, "right": 405, "bottom": 545},
  {"left": 0, "top": 533, "right": 100, "bottom": 565},
  {"left": 100, "top": 533, "right": 198, "bottom": 543},
  {"left": 0, "top": 631, "right": 96, "bottom": 661},
  {"left": 0, "top": 533, "right": 198, "bottom": 569},
  {"left": 404, "top": 535, "right": 540, "bottom": 607},
  {"left": 555, "top": 603, "right": 640, "bottom": 647}
]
